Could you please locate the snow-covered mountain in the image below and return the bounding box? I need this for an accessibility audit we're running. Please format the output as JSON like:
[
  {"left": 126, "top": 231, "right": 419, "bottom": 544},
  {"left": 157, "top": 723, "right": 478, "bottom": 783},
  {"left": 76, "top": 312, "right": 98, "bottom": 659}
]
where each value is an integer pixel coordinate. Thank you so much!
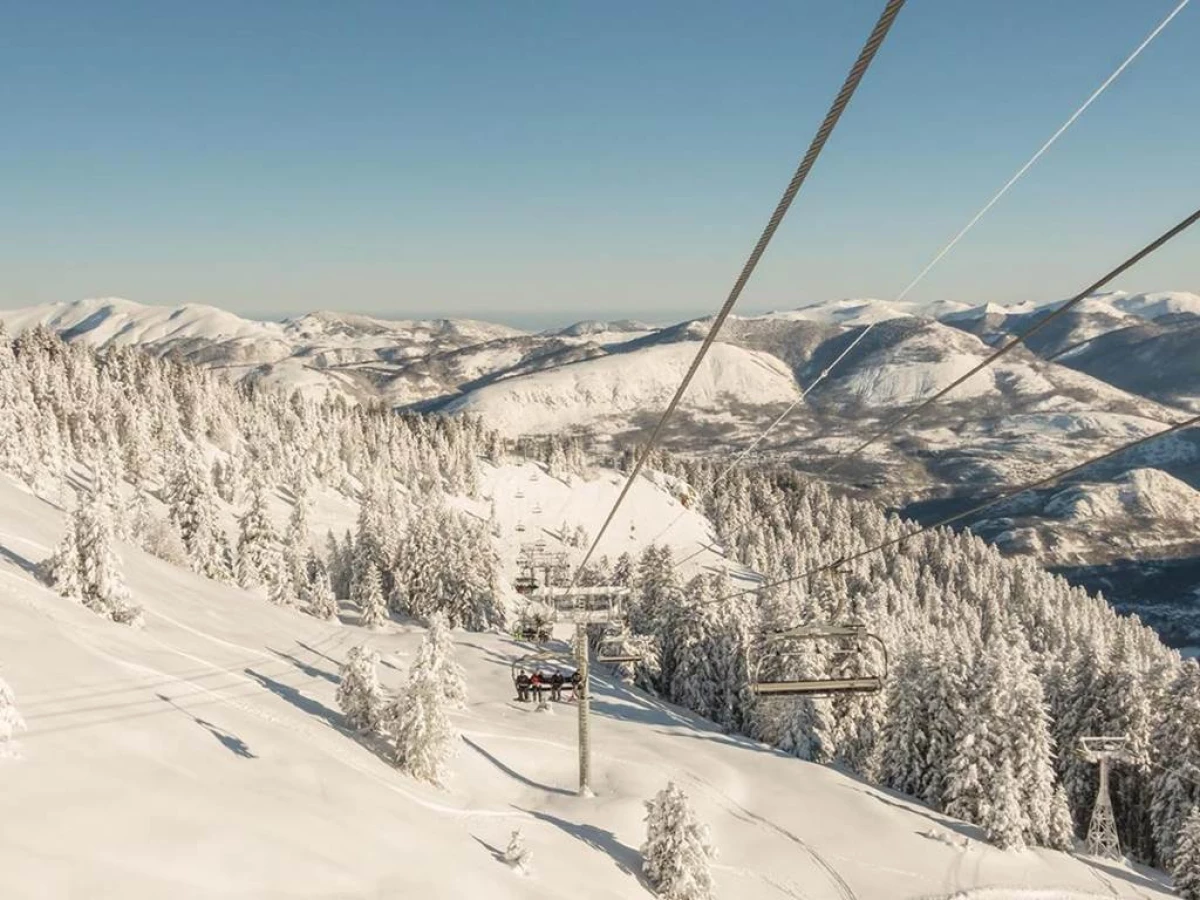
[{"left": 5, "top": 292, "right": 1200, "bottom": 630}]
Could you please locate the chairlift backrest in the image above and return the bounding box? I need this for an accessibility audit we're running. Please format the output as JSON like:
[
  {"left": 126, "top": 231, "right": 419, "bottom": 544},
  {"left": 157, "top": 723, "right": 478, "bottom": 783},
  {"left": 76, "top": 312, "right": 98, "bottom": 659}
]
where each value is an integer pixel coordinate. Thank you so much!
[{"left": 749, "top": 624, "right": 888, "bottom": 699}]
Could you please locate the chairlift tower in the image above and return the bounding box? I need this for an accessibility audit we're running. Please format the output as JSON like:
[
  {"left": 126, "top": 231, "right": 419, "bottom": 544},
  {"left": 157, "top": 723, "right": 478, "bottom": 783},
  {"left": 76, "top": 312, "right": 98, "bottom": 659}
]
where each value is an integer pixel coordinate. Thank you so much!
[
  {"left": 1079, "top": 736, "right": 1132, "bottom": 860},
  {"left": 530, "top": 583, "right": 630, "bottom": 797}
]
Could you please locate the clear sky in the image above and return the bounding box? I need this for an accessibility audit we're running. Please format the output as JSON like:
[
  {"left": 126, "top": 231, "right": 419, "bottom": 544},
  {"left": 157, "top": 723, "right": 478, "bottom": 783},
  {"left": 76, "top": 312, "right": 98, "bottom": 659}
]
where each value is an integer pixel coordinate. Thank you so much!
[{"left": 3, "top": 1, "right": 1197, "bottom": 328}]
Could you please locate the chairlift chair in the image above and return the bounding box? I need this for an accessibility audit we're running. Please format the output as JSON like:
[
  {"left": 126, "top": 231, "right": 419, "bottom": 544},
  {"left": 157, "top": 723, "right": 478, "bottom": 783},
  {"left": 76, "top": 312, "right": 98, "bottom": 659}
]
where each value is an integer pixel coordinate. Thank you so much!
[
  {"left": 596, "top": 637, "right": 642, "bottom": 665},
  {"left": 750, "top": 623, "right": 888, "bottom": 698}
]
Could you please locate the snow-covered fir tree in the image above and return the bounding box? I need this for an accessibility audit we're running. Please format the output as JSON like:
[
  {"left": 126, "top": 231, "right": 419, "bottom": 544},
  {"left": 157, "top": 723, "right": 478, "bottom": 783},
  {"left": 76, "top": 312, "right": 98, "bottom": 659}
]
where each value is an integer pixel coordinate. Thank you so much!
[
  {"left": 41, "top": 506, "right": 83, "bottom": 602},
  {"left": 1048, "top": 785, "right": 1077, "bottom": 852},
  {"left": 301, "top": 553, "right": 339, "bottom": 621},
  {"left": 427, "top": 612, "right": 467, "bottom": 710},
  {"left": 383, "top": 627, "right": 457, "bottom": 786},
  {"left": 1175, "top": 806, "right": 1200, "bottom": 900},
  {"left": 335, "top": 644, "right": 383, "bottom": 734},
  {"left": 166, "top": 449, "right": 231, "bottom": 582},
  {"left": 43, "top": 490, "right": 142, "bottom": 625},
  {"left": 283, "top": 485, "right": 312, "bottom": 594},
  {"left": 641, "top": 781, "right": 717, "bottom": 900},
  {"left": 353, "top": 564, "right": 388, "bottom": 629},
  {"left": 503, "top": 829, "right": 532, "bottom": 872},
  {"left": 236, "top": 474, "right": 278, "bottom": 589},
  {"left": 266, "top": 551, "right": 294, "bottom": 607},
  {"left": 0, "top": 671, "right": 25, "bottom": 760},
  {"left": 75, "top": 489, "right": 143, "bottom": 625}
]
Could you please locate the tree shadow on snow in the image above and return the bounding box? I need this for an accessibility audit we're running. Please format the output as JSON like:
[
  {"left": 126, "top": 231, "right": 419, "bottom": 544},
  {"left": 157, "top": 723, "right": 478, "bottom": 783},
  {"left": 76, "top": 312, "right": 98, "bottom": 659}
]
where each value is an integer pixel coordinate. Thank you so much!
[
  {"left": 194, "top": 717, "right": 256, "bottom": 758},
  {"left": 1078, "top": 854, "right": 1171, "bottom": 894},
  {"left": 267, "top": 648, "right": 340, "bottom": 684},
  {"left": 294, "top": 640, "right": 344, "bottom": 668},
  {"left": 470, "top": 834, "right": 506, "bottom": 863},
  {"left": 0, "top": 542, "right": 40, "bottom": 577},
  {"left": 846, "top": 783, "right": 981, "bottom": 843},
  {"left": 650, "top": 728, "right": 784, "bottom": 756},
  {"left": 243, "top": 668, "right": 342, "bottom": 730},
  {"left": 461, "top": 736, "right": 575, "bottom": 797},
  {"left": 155, "top": 693, "right": 256, "bottom": 759},
  {"left": 518, "top": 807, "right": 649, "bottom": 888},
  {"left": 457, "top": 641, "right": 520, "bottom": 666}
]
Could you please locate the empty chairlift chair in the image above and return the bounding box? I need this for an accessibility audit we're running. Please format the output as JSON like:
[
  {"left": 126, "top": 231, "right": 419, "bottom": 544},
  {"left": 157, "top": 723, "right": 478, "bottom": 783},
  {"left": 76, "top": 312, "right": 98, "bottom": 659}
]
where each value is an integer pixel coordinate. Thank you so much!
[
  {"left": 596, "top": 634, "right": 642, "bottom": 666},
  {"left": 750, "top": 623, "right": 888, "bottom": 697}
]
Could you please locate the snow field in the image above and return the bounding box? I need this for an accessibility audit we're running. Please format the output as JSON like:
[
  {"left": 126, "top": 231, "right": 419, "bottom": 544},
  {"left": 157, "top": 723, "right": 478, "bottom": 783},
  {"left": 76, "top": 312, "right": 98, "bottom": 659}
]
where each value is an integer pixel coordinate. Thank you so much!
[{"left": 0, "top": 473, "right": 1175, "bottom": 899}]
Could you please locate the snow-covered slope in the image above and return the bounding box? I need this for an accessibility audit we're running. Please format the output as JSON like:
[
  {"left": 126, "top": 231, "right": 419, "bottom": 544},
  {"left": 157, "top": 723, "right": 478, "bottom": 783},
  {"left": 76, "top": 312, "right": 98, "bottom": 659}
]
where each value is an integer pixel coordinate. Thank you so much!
[
  {"left": 763, "top": 297, "right": 972, "bottom": 326},
  {"left": 5, "top": 293, "right": 1200, "bottom": 592},
  {"left": 445, "top": 342, "right": 803, "bottom": 437},
  {"left": 0, "top": 473, "right": 1172, "bottom": 899}
]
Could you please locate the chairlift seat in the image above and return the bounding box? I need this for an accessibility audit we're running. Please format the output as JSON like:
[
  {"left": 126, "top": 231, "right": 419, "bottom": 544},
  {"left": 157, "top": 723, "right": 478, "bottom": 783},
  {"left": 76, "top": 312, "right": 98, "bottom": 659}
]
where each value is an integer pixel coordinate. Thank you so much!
[{"left": 752, "top": 676, "right": 883, "bottom": 696}]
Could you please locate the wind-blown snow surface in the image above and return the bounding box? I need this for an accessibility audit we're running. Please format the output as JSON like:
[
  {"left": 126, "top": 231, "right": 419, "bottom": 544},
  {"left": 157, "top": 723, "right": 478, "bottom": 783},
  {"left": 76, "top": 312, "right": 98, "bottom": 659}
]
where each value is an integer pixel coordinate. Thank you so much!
[{"left": 0, "top": 475, "right": 1173, "bottom": 899}]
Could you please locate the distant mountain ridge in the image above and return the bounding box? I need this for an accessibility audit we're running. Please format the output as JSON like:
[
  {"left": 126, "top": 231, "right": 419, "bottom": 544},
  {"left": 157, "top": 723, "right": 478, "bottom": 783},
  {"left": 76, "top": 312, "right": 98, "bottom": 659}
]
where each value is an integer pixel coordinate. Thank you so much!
[{"left": 4, "top": 291, "right": 1200, "bottom": 641}]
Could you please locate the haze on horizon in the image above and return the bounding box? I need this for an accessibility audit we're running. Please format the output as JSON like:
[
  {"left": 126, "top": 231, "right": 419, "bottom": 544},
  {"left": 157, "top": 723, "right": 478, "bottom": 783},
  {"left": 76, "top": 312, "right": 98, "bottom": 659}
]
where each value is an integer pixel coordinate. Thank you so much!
[{"left": 3, "top": 1, "right": 1197, "bottom": 324}]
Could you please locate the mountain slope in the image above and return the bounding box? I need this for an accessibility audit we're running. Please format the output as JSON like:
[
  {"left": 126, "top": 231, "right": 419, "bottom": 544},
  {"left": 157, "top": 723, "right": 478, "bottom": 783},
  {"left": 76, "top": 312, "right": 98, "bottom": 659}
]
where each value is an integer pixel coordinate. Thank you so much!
[
  {"left": 5, "top": 294, "right": 1200, "bottom": 637},
  {"left": 0, "top": 474, "right": 1172, "bottom": 900}
]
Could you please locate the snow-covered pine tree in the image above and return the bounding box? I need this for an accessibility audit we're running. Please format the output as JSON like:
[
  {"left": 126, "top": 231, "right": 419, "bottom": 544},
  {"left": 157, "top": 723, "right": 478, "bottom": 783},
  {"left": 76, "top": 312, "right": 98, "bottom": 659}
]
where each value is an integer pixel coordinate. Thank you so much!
[
  {"left": 236, "top": 475, "right": 277, "bottom": 589},
  {"left": 1151, "top": 660, "right": 1200, "bottom": 867},
  {"left": 353, "top": 564, "right": 388, "bottom": 629},
  {"left": 0, "top": 671, "right": 26, "bottom": 760},
  {"left": 1048, "top": 784, "right": 1077, "bottom": 852},
  {"left": 668, "top": 575, "right": 720, "bottom": 720},
  {"left": 266, "top": 551, "right": 294, "bottom": 606},
  {"left": 283, "top": 486, "right": 312, "bottom": 594},
  {"left": 384, "top": 628, "right": 457, "bottom": 785},
  {"left": 503, "top": 829, "right": 532, "bottom": 872},
  {"left": 1174, "top": 806, "right": 1200, "bottom": 900},
  {"left": 428, "top": 612, "right": 467, "bottom": 709},
  {"left": 982, "top": 756, "right": 1026, "bottom": 851},
  {"left": 41, "top": 505, "right": 83, "bottom": 601},
  {"left": 73, "top": 489, "right": 143, "bottom": 625},
  {"left": 166, "top": 448, "right": 231, "bottom": 581},
  {"left": 641, "top": 781, "right": 717, "bottom": 900},
  {"left": 301, "top": 554, "right": 339, "bottom": 621},
  {"left": 335, "top": 644, "right": 383, "bottom": 734}
]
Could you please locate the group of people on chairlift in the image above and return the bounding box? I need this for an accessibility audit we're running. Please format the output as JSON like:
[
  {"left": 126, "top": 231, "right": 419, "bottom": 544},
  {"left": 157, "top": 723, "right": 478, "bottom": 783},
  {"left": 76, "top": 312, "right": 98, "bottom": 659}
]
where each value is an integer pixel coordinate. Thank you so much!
[{"left": 514, "top": 668, "right": 582, "bottom": 704}]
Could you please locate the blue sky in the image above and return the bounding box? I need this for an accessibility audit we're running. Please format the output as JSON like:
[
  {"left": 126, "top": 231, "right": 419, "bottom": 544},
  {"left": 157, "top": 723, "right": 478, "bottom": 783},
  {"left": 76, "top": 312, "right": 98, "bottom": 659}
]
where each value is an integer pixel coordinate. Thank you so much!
[{"left": 2, "top": 1, "right": 1197, "bottom": 327}]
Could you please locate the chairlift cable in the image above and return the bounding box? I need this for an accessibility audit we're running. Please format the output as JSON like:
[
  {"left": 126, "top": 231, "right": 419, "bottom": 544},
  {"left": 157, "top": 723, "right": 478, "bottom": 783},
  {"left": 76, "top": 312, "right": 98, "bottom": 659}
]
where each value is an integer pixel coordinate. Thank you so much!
[
  {"left": 672, "top": 205, "right": 1200, "bottom": 574},
  {"left": 658, "top": 0, "right": 1194, "bottom": 569},
  {"left": 707, "top": 410, "right": 1200, "bottom": 606},
  {"left": 567, "top": 0, "right": 907, "bottom": 589}
]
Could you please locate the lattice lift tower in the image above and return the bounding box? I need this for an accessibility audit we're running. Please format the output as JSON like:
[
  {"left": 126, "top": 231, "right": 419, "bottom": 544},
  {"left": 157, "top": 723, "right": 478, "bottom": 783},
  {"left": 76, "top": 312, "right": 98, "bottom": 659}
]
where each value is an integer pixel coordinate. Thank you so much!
[{"left": 1079, "top": 735, "right": 1132, "bottom": 860}]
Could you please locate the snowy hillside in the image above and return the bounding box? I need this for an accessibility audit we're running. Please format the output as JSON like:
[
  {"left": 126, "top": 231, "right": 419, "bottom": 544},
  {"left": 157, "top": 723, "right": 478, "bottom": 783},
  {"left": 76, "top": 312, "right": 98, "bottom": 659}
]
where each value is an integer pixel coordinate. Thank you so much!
[
  {"left": 445, "top": 342, "right": 803, "bottom": 438},
  {"left": 0, "top": 474, "right": 1174, "bottom": 899},
  {"left": 5, "top": 293, "right": 1200, "bottom": 638}
]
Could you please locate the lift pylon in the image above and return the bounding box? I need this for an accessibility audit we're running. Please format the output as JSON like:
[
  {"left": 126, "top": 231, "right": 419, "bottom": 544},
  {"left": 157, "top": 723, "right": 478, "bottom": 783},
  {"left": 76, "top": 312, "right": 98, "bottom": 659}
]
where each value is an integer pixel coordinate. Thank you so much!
[{"left": 1079, "top": 736, "right": 1132, "bottom": 860}]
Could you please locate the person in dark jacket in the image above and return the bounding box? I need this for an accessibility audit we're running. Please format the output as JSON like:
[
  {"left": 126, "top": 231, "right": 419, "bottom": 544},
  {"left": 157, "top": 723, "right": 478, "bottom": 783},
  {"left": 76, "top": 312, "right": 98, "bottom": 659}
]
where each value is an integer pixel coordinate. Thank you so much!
[
  {"left": 567, "top": 669, "right": 583, "bottom": 701},
  {"left": 550, "top": 670, "right": 564, "bottom": 702},
  {"left": 515, "top": 670, "right": 531, "bottom": 702}
]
